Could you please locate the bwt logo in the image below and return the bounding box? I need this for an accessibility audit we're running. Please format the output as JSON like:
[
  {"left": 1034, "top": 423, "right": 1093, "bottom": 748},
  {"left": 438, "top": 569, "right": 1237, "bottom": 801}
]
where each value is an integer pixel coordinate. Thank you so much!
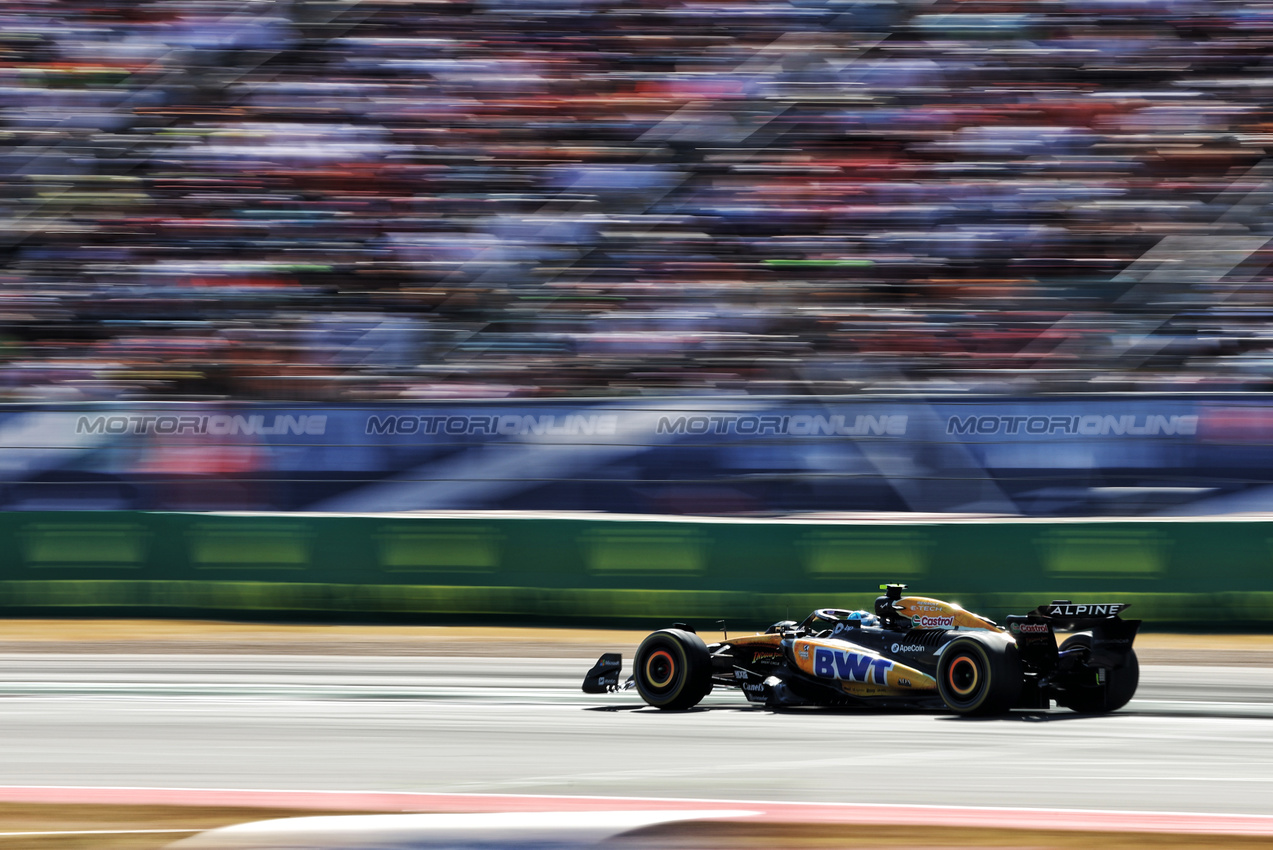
[
  {"left": 657, "top": 414, "right": 907, "bottom": 437},
  {"left": 365, "top": 413, "right": 618, "bottom": 437},
  {"left": 947, "top": 414, "right": 1198, "bottom": 437},
  {"left": 77, "top": 414, "right": 327, "bottom": 436},
  {"left": 813, "top": 648, "right": 893, "bottom": 684}
]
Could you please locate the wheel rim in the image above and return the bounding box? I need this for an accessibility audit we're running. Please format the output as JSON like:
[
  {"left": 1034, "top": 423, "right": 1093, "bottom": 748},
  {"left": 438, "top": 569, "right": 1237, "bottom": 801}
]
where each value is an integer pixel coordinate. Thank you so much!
[
  {"left": 645, "top": 650, "right": 676, "bottom": 688},
  {"left": 947, "top": 655, "right": 980, "bottom": 698}
]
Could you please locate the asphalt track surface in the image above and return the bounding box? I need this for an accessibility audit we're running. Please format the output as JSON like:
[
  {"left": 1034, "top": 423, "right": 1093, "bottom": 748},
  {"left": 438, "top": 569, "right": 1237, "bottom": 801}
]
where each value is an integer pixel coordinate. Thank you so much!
[{"left": 2, "top": 655, "right": 1273, "bottom": 821}]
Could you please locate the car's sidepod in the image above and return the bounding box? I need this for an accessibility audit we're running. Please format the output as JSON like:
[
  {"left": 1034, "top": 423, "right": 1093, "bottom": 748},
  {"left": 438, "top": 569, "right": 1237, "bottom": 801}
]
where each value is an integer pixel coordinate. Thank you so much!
[{"left": 788, "top": 637, "right": 938, "bottom": 698}]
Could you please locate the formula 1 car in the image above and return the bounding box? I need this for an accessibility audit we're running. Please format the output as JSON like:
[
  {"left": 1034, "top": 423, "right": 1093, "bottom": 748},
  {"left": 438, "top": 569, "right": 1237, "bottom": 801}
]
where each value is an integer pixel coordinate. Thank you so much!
[{"left": 583, "top": 585, "right": 1141, "bottom": 716}]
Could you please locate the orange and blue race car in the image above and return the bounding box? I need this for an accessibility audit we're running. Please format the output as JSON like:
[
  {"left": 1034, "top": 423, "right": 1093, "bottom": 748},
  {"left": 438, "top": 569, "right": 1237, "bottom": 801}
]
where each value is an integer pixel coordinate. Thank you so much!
[{"left": 583, "top": 584, "right": 1141, "bottom": 716}]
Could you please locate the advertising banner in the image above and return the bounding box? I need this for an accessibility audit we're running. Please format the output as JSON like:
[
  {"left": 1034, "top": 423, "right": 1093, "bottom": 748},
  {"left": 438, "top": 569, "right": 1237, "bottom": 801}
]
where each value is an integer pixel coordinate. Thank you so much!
[{"left": 0, "top": 396, "right": 1267, "bottom": 515}]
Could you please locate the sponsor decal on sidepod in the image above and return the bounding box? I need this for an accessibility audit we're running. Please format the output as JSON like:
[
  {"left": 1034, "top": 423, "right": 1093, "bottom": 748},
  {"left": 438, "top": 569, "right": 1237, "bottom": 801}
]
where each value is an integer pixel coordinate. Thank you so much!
[
  {"left": 813, "top": 648, "right": 894, "bottom": 685},
  {"left": 891, "top": 643, "right": 927, "bottom": 653}
]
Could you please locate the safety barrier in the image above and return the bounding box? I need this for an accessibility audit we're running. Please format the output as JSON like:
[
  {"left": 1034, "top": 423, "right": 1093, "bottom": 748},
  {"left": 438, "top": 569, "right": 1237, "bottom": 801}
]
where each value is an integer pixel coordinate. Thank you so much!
[{"left": 0, "top": 512, "right": 1270, "bottom": 628}]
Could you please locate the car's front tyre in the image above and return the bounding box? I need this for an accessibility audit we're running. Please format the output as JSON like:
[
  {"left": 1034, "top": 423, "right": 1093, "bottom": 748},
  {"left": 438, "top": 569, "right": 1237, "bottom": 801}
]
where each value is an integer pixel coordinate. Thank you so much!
[{"left": 633, "top": 628, "right": 712, "bottom": 710}]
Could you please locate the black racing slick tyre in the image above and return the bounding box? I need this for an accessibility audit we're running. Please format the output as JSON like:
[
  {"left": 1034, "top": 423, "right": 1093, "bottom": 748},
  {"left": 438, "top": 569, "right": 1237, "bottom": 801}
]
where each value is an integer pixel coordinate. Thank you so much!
[
  {"left": 633, "top": 629, "right": 712, "bottom": 711},
  {"left": 1056, "top": 633, "right": 1139, "bottom": 714},
  {"left": 937, "top": 635, "right": 1023, "bottom": 716}
]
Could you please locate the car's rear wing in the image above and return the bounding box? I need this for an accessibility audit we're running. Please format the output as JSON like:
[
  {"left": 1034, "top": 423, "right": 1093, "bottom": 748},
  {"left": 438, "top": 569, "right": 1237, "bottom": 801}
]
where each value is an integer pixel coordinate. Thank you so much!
[{"left": 1006, "top": 599, "right": 1141, "bottom": 670}]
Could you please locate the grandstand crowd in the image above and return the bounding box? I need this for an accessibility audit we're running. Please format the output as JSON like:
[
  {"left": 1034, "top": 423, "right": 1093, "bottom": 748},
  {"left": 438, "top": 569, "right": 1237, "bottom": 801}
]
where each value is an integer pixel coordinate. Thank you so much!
[{"left": 2, "top": 0, "right": 1273, "bottom": 400}]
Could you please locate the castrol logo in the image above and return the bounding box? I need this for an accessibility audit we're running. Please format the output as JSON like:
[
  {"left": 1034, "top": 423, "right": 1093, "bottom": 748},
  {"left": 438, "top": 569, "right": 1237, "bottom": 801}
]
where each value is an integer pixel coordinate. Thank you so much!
[{"left": 912, "top": 614, "right": 955, "bottom": 629}]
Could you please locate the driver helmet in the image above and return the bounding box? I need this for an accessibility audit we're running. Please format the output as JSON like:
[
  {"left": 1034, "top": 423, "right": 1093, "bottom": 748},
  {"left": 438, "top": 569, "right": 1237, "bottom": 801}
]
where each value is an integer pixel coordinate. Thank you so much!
[{"left": 843, "top": 609, "right": 879, "bottom": 628}]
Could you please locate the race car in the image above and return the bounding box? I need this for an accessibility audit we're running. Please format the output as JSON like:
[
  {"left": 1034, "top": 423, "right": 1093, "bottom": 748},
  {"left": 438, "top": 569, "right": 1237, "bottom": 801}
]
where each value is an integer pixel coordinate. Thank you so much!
[{"left": 582, "top": 584, "right": 1141, "bottom": 716}]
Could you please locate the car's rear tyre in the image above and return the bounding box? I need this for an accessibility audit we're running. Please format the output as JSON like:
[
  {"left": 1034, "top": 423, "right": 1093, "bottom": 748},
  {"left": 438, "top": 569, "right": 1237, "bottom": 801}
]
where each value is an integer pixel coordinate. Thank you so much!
[
  {"left": 1056, "top": 633, "right": 1139, "bottom": 714},
  {"left": 633, "top": 629, "right": 712, "bottom": 710},
  {"left": 937, "top": 635, "right": 1022, "bottom": 716}
]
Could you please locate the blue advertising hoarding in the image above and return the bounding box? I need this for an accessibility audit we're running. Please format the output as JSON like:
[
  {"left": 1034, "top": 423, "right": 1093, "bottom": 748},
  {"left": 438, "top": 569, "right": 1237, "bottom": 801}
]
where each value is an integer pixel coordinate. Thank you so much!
[{"left": 0, "top": 396, "right": 1266, "bottom": 516}]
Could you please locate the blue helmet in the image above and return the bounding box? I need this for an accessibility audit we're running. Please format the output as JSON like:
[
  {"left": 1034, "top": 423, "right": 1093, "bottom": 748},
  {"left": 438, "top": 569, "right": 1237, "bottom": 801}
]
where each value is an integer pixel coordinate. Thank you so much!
[{"left": 843, "top": 609, "right": 880, "bottom": 627}]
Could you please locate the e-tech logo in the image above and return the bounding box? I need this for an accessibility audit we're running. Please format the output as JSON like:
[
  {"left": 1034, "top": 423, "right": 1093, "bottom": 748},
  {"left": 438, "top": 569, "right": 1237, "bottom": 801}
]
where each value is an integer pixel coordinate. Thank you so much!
[
  {"left": 657, "top": 414, "right": 907, "bottom": 437},
  {"left": 912, "top": 615, "right": 955, "bottom": 629},
  {"left": 813, "top": 647, "right": 893, "bottom": 685},
  {"left": 947, "top": 414, "right": 1197, "bottom": 437}
]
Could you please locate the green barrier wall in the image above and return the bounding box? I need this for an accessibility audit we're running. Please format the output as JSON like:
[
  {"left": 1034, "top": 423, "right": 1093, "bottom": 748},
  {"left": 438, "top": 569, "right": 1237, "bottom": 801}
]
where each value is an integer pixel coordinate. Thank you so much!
[{"left": 0, "top": 512, "right": 1271, "bottom": 628}]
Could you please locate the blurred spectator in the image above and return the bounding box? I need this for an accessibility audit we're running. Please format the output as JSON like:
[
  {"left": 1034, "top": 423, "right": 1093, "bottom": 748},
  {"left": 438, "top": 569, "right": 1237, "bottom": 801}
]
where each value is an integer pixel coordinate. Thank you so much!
[{"left": 3, "top": 0, "right": 1273, "bottom": 401}]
